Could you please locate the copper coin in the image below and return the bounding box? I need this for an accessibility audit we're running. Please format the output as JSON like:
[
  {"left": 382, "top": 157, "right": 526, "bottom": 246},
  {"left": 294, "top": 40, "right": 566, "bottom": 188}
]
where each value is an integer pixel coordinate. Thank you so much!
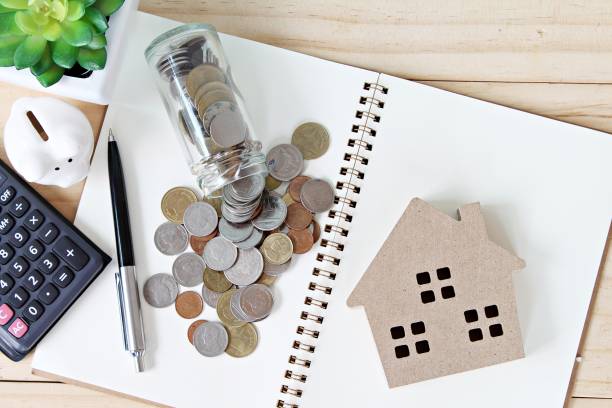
[
  {"left": 286, "top": 203, "right": 313, "bottom": 230},
  {"left": 190, "top": 236, "right": 208, "bottom": 256},
  {"left": 310, "top": 220, "right": 321, "bottom": 243},
  {"left": 187, "top": 319, "right": 207, "bottom": 344},
  {"left": 175, "top": 291, "right": 204, "bottom": 319},
  {"left": 288, "top": 228, "right": 314, "bottom": 254},
  {"left": 288, "top": 175, "right": 311, "bottom": 202}
]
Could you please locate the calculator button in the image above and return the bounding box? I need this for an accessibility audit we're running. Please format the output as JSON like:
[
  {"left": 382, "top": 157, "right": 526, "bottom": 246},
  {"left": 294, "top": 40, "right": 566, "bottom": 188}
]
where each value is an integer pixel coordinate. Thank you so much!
[
  {"left": 53, "top": 236, "right": 89, "bottom": 271},
  {"left": 9, "top": 196, "right": 29, "bottom": 218},
  {"left": 53, "top": 267, "right": 74, "bottom": 288},
  {"left": 7, "top": 287, "right": 28, "bottom": 308},
  {"left": 0, "top": 243, "right": 15, "bottom": 265},
  {"left": 25, "top": 209, "right": 44, "bottom": 231},
  {"left": 23, "top": 300, "right": 44, "bottom": 322},
  {"left": 0, "top": 213, "right": 15, "bottom": 235},
  {"left": 38, "top": 283, "right": 59, "bottom": 305},
  {"left": 39, "top": 223, "right": 59, "bottom": 244},
  {"left": 24, "top": 270, "right": 44, "bottom": 292},
  {"left": 8, "top": 257, "right": 29, "bottom": 278},
  {"left": 25, "top": 240, "right": 43, "bottom": 261},
  {"left": 38, "top": 253, "right": 59, "bottom": 274},
  {"left": 0, "top": 186, "right": 15, "bottom": 205},
  {"left": 8, "top": 317, "right": 28, "bottom": 338},
  {"left": 8, "top": 226, "right": 29, "bottom": 248},
  {"left": 0, "top": 273, "right": 14, "bottom": 295},
  {"left": 0, "top": 303, "right": 14, "bottom": 325}
]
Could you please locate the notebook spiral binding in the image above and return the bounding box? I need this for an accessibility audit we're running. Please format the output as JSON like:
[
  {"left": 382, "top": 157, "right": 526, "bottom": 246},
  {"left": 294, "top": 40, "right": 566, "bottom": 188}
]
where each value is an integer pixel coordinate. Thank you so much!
[{"left": 277, "top": 77, "right": 387, "bottom": 408}]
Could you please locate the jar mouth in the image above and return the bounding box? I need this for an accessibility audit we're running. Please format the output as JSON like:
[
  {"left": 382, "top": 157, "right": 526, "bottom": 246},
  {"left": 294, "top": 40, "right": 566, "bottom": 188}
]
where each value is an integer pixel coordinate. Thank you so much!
[{"left": 144, "top": 23, "right": 220, "bottom": 63}]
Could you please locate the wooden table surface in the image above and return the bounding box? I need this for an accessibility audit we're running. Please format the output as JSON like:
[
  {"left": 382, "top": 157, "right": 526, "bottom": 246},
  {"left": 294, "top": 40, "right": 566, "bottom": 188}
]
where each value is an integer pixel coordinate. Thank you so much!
[{"left": 1, "top": 1, "right": 611, "bottom": 406}]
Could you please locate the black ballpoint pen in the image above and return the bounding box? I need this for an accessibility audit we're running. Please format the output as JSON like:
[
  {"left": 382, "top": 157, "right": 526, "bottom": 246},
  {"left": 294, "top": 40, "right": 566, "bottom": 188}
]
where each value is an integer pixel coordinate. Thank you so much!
[{"left": 108, "top": 129, "right": 146, "bottom": 372}]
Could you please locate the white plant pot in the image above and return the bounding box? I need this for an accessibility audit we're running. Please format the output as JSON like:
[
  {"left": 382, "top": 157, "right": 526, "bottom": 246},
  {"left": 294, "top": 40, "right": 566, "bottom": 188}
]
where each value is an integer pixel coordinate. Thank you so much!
[{"left": 0, "top": 0, "right": 139, "bottom": 104}]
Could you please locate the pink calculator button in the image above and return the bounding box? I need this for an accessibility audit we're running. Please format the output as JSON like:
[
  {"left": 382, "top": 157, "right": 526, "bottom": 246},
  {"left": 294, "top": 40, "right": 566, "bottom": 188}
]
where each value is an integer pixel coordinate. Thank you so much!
[
  {"left": 0, "top": 304, "right": 13, "bottom": 325},
  {"left": 8, "top": 318, "right": 28, "bottom": 338}
]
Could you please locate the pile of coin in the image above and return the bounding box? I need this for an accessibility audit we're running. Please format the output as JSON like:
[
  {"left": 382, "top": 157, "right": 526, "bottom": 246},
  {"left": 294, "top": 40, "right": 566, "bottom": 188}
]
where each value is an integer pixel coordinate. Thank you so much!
[{"left": 144, "top": 121, "right": 333, "bottom": 358}]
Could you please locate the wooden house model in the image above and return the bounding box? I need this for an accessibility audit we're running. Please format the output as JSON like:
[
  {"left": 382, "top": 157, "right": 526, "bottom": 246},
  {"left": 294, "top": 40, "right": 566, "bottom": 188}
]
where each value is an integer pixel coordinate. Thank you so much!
[{"left": 347, "top": 198, "right": 526, "bottom": 388}]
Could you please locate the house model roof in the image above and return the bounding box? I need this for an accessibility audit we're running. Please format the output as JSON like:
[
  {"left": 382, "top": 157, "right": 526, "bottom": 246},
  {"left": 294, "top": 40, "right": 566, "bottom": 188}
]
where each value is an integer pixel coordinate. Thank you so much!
[{"left": 347, "top": 198, "right": 526, "bottom": 387}]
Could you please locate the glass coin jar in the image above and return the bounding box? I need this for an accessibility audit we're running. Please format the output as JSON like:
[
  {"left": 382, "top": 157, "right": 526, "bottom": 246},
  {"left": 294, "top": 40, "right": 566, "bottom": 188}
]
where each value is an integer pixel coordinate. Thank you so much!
[{"left": 145, "top": 24, "right": 267, "bottom": 196}]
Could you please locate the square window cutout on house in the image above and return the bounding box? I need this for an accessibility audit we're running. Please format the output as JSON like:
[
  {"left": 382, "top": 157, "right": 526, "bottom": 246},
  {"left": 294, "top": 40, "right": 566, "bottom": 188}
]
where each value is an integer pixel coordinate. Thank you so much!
[
  {"left": 395, "top": 344, "right": 410, "bottom": 358},
  {"left": 420, "top": 290, "right": 435, "bottom": 304},
  {"left": 411, "top": 321, "right": 425, "bottom": 335},
  {"left": 469, "top": 328, "right": 483, "bottom": 342},
  {"left": 436, "top": 267, "right": 451, "bottom": 280},
  {"left": 441, "top": 285, "right": 455, "bottom": 299},
  {"left": 390, "top": 326, "right": 405, "bottom": 339},
  {"left": 464, "top": 309, "right": 478, "bottom": 323},
  {"left": 415, "top": 340, "right": 430, "bottom": 354},
  {"left": 489, "top": 324, "right": 504, "bottom": 337},
  {"left": 416, "top": 271, "right": 431, "bottom": 285},
  {"left": 484, "top": 305, "right": 499, "bottom": 318}
]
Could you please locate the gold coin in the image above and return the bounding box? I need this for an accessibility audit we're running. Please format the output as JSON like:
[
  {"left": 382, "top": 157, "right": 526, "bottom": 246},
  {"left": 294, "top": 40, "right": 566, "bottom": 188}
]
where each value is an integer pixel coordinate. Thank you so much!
[
  {"left": 187, "top": 319, "right": 207, "bottom": 344},
  {"left": 217, "top": 289, "right": 246, "bottom": 328},
  {"left": 256, "top": 272, "right": 277, "bottom": 286},
  {"left": 203, "top": 267, "right": 233, "bottom": 292},
  {"left": 265, "top": 175, "right": 282, "bottom": 191},
  {"left": 203, "top": 195, "right": 223, "bottom": 217},
  {"left": 282, "top": 192, "right": 296, "bottom": 207},
  {"left": 175, "top": 291, "right": 203, "bottom": 319},
  {"left": 225, "top": 323, "right": 258, "bottom": 358},
  {"left": 186, "top": 64, "right": 226, "bottom": 97},
  {"left": 196, "top": 88, "right": 235, "bottom": 118},
  {"left": 291, "top": 122, "right": 330, "bottom": 160},
  {"left": 161, "top": 187, "right": 198, "bottom": 224},
  {"left": 260, "top": 233, "right": 293, "bottom": 265},
  {"left": 194, "top": 81, "right": 231, "bottom": 106}
]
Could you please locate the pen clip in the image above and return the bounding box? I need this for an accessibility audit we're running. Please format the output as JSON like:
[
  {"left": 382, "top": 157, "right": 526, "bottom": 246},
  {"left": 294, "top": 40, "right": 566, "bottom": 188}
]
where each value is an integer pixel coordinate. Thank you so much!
[{"left": 115, "top": 272, "right": 129, "bottom": 351}]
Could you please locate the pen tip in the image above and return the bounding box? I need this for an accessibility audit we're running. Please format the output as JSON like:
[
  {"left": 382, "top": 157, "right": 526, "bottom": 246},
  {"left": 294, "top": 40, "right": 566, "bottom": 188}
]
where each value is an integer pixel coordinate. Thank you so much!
[{"left": 108, "top": 129, "right": 115, "bottom": 142}]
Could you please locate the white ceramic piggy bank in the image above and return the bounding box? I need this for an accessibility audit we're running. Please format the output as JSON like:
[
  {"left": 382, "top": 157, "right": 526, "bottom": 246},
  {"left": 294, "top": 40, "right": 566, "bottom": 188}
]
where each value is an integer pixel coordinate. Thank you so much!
[{"left": 4, "top": 97, "right": 94, "bottom": 188}]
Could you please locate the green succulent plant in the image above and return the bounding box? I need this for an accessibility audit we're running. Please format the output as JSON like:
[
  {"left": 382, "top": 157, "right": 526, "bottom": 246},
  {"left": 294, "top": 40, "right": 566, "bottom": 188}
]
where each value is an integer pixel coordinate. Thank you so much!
[{"left": 0, "top": 0, "right": 124, "bottom": 87}]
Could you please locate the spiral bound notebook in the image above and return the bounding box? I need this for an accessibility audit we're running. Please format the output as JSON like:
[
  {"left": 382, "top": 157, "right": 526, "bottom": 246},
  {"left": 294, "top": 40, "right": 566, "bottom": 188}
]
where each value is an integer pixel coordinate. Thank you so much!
[{"left": 31, "top": 11, "right": 612, "bottom": 408}]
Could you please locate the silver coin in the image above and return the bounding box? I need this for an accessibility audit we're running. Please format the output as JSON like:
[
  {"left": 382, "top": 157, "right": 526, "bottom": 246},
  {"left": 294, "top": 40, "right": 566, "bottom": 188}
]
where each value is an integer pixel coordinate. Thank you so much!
[
  {"left": 218, "top": 217, "right": 253, "bottom": 243},
  {"left": 143, "top": 273, "right": 179, "bottom": 308},
  {"left": 172, "top": 252, "right": 206, "bottom": 287},
  {"left": 230, "top": 174, "right": 265, "bottom": 202},
  {"left": 203, "top": 236, "right": 238, "bottom": 271},
  {"left": 183, "top": 202, "right": 218, "bottom": 237},
  {"left": 235, "top": 228, "right": 263, "bottom": 250},
  {"left": 300, "top": 178, "right": 335, "bottom": 213},
  {"left": 239, "top": 284, "right": 274, "bottom": 321},
  {"left": 262, "top": 258, "right": 292, "bottom": 276},
  {"left": 193, "top": 321, "right": 229, "bottom": 357},
  {"left": 251, "top": 192, "right": 287, "bottom": 231},
  {"left": 224, "top": 248, "right": 264, "bottom": 286},
  {"left": 201, "top": 284, "right": 223, "bottom": 308},
  {"left": 266, "top": 144, "right": 304, "bottom": 181},
  {"left": 209, "top": 109, "right": 247, "bottom": 148},
  {"left": 154, "top": 222, "right": 189, "bottom": 256}
]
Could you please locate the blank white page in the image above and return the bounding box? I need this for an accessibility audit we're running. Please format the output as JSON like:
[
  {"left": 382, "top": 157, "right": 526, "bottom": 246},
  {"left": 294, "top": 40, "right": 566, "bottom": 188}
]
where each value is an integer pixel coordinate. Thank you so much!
[
  {"left": 32, "top": 12, "right": 377, "bottom": 407},
  {"left": 301, "top": 75, "right": 612, "bottom": 407}
]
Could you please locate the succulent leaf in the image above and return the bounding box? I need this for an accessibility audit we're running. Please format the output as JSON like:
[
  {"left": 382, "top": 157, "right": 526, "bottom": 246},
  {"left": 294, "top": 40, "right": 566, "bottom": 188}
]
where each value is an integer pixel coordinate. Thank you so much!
[
  {"left": 33, "top": 62, "right": 64, "bottom": 87},
  {"left": 93, "top": 0, "right": 123, "bottom": 16},
  {"left": 0, "top": 34, "right": 24, "bottom": 66},
  {"left": 83, "top": 0, "right": 94, "bottom": 7},
  {"left": 0, "top": 0, "right": 28, "bottom": 10},
  {"left": 83, "top": 6, "right": 105, "bottom": 33},
  {"left": 15, "top": 10, "right": 44, "bottom": 34},
  {"left": 51, "top": 36, "right": 76, "bottom": 67},
  {"left": 30, "top": 42, "right": 51, "bottom": 73},
  {"left": 66, "top": 0, "right": 84, "bottom": 21},
  {"left": 0, "top": 11, "right": 21, "bottom": 34},
  {"left": 86, "top": 32, "right": 105, "bottom": 49},
  {"left": 61, "top": 18, "right": 91, "bottom": 46},
  {"left": 77, "top": 45, "right": 104, "bottom": 69},
  {"left": 0, "top": 4, "right": 16, "bottom": 12},
  {"left": 42, "top": 18, "right": 60, "bottom": 39},
  {"left": 13, "top": 34, "right": 46, "bottom": 68}
]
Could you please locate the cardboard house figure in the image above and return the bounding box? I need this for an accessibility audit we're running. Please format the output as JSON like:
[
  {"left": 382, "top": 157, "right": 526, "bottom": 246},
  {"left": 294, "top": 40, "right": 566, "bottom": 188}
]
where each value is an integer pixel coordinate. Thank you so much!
[{"left": 347, "top": 198, "right": 526, "bottom": 388}]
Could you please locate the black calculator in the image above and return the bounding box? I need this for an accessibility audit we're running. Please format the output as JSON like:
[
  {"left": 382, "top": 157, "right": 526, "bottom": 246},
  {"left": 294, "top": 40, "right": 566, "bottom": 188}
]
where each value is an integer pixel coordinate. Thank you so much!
[{"left": 0, "top": 159, "right": 110, "bottom": 361}]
